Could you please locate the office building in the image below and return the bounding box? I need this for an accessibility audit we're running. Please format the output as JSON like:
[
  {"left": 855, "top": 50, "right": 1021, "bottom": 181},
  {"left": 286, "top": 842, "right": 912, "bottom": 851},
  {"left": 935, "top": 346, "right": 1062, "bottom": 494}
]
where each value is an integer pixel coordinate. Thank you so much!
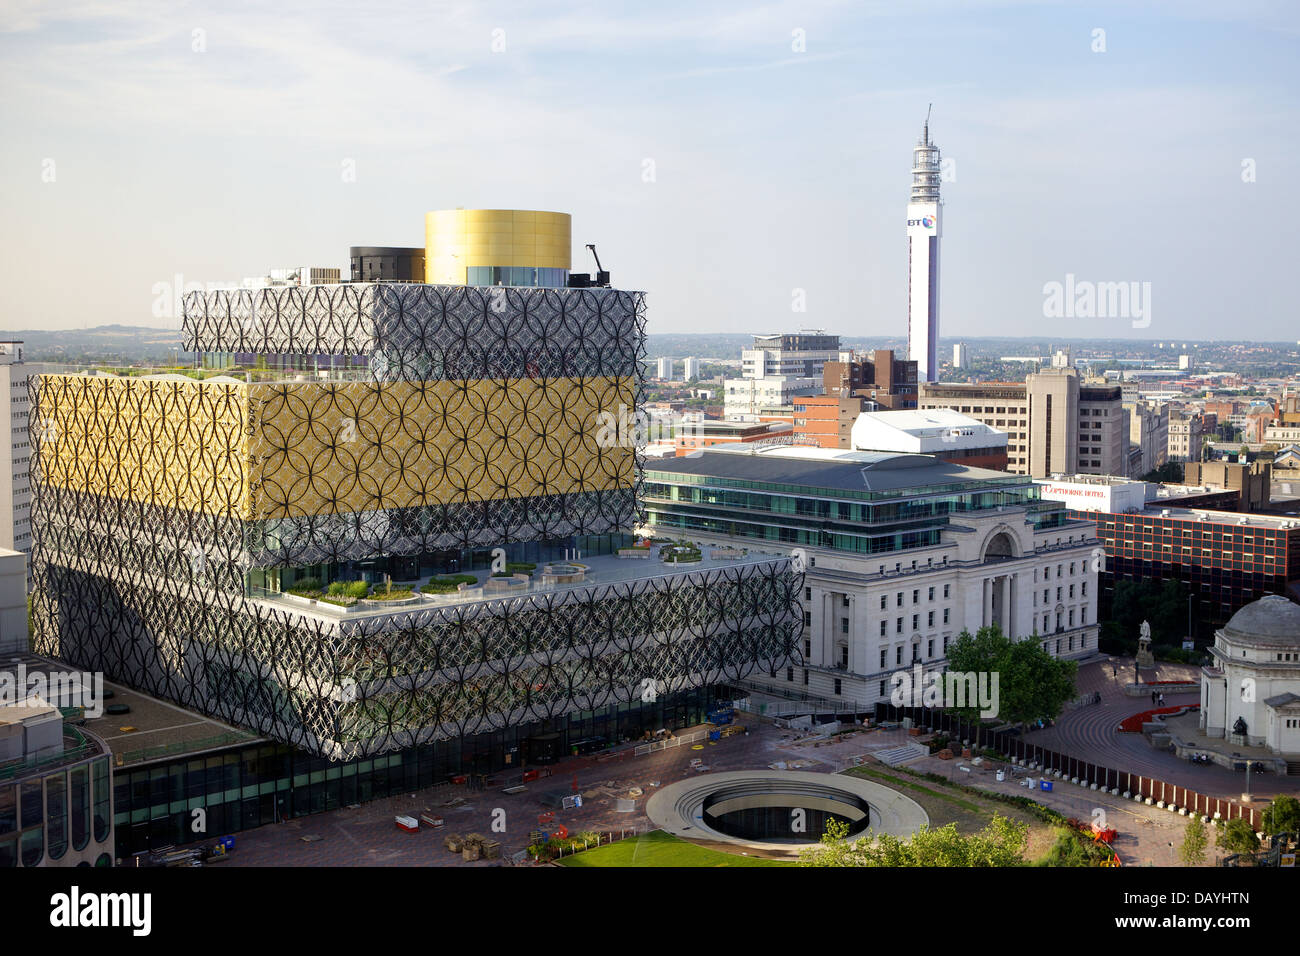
[
  {"left": 1126, "top": 400, "right": 1168, "bottom": 478},
  {"left": 919, "top": 368, "right": 1127, "bottom": 478},
  {"left": 907, "top": 114, "right": 942, "bottom": 383},
  {"left": 851, "top": 409, "right": 1008, "bottom": 470},
  {"left": 0, "top": 343, "right": 47, "bottom": 561},
  {"left": 724, "top": 375, "right": 819, "bottom": 421},
  {"left": 1183, "top": 460, "right": 1271, "bottom": 512},
  {"left": 793, "top": 395, "right": 870, "bottom": 449},
  {"left": 822, "top": 349, "right": 918, "bottom": 411},
  {"left": 30, "top": 208, "right": 801, "bottom": 766},
  {"left": 642, "top": 446, "right": 1100, "bottom": 708},
  {"left": 1169, "top": 412, "right": 1205, "bottom": 463},
  {"left": 1046, "top": 485, "right": 1300, "bottom": 633},
  {"left": 952, "top": 342, "right": 968, "bottom": 370},
  {"left": 741, "top": 332, "right": 840, "bottom": 380}
]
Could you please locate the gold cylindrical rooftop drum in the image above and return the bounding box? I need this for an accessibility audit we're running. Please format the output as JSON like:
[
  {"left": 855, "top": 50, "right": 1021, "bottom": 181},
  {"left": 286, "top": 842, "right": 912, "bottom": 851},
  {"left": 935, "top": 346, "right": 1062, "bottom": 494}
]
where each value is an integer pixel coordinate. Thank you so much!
[{"left": 425, "top": 209, "right": 571, "bottom": 285}]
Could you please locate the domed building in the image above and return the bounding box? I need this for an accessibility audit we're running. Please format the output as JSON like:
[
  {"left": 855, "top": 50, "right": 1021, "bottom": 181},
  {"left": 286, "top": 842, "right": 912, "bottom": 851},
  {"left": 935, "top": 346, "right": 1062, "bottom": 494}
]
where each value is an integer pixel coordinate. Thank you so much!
[{"left": 1200, "top": 595, "right": 1300, "bottom": 759}]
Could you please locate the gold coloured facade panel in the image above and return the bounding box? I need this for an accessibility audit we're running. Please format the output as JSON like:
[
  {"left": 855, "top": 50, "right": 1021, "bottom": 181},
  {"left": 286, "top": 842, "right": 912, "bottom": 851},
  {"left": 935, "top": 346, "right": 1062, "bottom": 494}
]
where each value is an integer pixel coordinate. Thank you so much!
[
  {"left": 35, "top": 375, "right": 250, "bottom": 518},
  {"left": 425, "top": 209, "right": 572, "bottom": 284},
  {"left": 246, "top": 375, "right": 633, "bottom": 519}
]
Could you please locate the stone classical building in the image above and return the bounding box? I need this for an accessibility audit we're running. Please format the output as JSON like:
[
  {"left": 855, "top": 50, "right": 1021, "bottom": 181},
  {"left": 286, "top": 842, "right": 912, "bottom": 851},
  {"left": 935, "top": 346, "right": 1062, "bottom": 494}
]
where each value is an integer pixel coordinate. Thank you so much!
[
  {"left": 641, "top": 445, "right": 1101, "bottom": 709},
  {"left": 1200, "top": 595, "right": 1300, "bottom": 759}
]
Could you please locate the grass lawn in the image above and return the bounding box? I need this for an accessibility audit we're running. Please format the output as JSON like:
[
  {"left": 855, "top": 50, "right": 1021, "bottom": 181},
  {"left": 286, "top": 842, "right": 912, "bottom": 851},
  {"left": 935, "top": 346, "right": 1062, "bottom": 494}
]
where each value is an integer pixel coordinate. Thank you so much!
[{"left": 556, "top": 829, "right": 788, "bottom": 867}]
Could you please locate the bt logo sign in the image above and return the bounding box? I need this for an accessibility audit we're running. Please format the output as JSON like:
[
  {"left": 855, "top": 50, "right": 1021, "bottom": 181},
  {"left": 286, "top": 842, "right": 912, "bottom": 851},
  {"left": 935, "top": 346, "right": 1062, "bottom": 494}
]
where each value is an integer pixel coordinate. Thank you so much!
[{"left": 907, "top": 216, "right": 936, "bottom": 228}]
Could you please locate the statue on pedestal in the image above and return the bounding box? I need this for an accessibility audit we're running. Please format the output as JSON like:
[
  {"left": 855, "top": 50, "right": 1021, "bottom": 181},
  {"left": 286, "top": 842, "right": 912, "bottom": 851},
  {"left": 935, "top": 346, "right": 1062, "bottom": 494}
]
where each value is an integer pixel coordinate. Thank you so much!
[
  {"left": 1232, "top": 716, "right": 1248, "bottom": 737},
  {"left": 1136, "top": 619, "right": 1155, "bottom": 668}
]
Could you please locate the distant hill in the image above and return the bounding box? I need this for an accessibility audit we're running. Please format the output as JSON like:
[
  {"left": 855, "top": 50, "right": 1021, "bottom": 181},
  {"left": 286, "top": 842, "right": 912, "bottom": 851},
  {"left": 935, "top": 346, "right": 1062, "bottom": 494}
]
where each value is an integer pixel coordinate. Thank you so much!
[{"left": 7, "top": 325, "right": 184, "bottom": 363}]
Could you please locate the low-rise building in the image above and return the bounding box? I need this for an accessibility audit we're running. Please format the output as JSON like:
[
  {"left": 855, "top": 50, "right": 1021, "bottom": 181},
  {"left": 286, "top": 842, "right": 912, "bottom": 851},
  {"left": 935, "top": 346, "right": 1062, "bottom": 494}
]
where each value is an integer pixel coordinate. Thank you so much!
[{"left": 850, "top": 408, "right": 1008, "bottom": 470}]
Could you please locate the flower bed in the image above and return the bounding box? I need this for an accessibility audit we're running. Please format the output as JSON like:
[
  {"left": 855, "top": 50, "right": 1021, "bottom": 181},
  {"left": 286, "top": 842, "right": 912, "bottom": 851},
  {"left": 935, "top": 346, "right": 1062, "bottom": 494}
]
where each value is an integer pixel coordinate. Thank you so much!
[
  {"left": 1118, "top": 705, "right": 1199, "bottom": 733},
  {"left": 363, "top": 588, "right": 415, "bottom": 602},
  {"left": 421, "top": 575, "right": 478, "bottom": 594}
]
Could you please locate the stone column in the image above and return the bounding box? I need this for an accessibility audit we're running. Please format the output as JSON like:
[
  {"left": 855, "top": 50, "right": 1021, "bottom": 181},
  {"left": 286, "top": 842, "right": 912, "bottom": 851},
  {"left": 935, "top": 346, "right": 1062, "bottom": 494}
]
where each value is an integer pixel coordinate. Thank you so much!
[
  {"left": 982, "top": 578, "right": 991, "bottom": 628},
  {"left": 1001, "top": 575, "right": 1011, "bottom": 636}
]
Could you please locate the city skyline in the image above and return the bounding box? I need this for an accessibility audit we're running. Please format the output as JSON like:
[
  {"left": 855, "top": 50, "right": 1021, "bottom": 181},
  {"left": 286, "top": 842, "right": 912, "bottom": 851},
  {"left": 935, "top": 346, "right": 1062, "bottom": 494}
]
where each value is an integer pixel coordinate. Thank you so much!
[{"left": 0, "top": 1, "right": 1296, "bottom": 339}]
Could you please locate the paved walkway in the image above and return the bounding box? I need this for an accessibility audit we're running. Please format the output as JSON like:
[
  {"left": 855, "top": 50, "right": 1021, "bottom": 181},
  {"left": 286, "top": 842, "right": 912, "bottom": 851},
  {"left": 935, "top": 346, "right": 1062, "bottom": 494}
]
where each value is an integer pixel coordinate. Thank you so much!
[
  {"left": 1018, "top": 656, "right": 1299, "bottom": 801},
  {"left": 913, "top": 753, "right": 1209, "bottom": 867}
]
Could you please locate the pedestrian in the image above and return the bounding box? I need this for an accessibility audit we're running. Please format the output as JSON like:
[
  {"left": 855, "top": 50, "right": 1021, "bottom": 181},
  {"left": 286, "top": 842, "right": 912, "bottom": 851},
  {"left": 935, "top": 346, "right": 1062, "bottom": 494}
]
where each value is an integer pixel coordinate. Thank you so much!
[
  {"left": 1112, "top": 665, "right": 1117, "bottom": 679},
  {"left": 1151, "top": 690, "right": 1157, "bottom": 705},
  {"left": 1158, "top": 693, "right": 1165, "bottom": 707}
]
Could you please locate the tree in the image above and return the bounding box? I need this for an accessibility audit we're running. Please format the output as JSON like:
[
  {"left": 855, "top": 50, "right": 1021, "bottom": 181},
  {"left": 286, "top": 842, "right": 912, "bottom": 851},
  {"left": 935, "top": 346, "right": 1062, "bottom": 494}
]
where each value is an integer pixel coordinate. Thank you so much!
[
  {"left": 1179, "top": 816, "right": 1208, "bottom": 866},
  {"left": 1261, "top": 795, "right": 1300, "bottom": 835},
  {"left": 1140, "top": 461, "right": 1184, "bottom": 484},
  {"left": 1216, "top": 818, "right": 1259, "bottom": 857},
  {"left": 798, "top": 814, "right": 1028, "bottom": 867},
  {"left": 945, "top": 624, "right": 1077, "bottom": 737},
  {"left": 1101, "top": 578, "right": 1191, "bottom": 651}
]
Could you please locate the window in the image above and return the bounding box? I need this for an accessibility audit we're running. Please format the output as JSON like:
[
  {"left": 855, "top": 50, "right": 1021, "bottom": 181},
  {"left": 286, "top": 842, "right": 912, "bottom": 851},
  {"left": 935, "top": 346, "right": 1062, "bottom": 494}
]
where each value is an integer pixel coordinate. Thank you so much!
[
  {"left": 928, "top": 586, "right": 935, "bottom": 601},
  {"left": 879, "top": 621, "right": 887, "bottom": 637},
  {"left": 834, "top": 678, "right": 842, "bottom": 696},
  {"left": 912, "top": 614, "right": 919, "bottom": 631},
  {"left": 842, "top": 596, "right": 850, "bottom": 608},
  {"left": 787, "top": 667, "right": 794, "bottom": 682},
  {"left": 803, "top": 670, "right": 809, "bottom": 686},
  {"left": 880, "top": 595, "right": 887, "bottom": 610},
  {"left": 927, "top": 638, "right": 934, "bottom": 657},
  {"left": 804, "top": 639, "right": 811, "bottom": 657},
  {"left": 879, "top": 680, "right": 887, "bottom": 697},
  {"left": 805, "top": 587, "right": 812, "bottom": 600},
  {"left": 928, "top": 611, "right": 934, "bottom": 627},
  {"left": 841, "top": 618, "right": 849, "bottom": 634},
  {"left": 896, "top": 593, "right": 903, "bottom": 607},
  {"left": 943, "top": 585, "right": 950, "bottom": 599},
  {"left": 943, "top": 609, "right": 949, "bottom": 624},
  {"left": 896, "top": 646, "right": 903, "bottom": 665},
  {"left": 912, "top": 589, "right": 919, "bottom": 604},
  {"left": 896, "top": 618, "right": 903, "bottom": 634},
  {"left": 803, "top": 611, "right": 811, "bottom": 626},
  {"left": 880, "top": 648, "right": 887, "bottom": 668}
]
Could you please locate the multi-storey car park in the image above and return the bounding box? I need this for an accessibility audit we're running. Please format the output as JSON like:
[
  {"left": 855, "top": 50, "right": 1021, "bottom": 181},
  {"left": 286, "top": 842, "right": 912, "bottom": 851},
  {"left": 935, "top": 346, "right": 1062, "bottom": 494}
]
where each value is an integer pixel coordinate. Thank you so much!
[
  {"left": 641, "top": 445, "right": 1100, "bottom": 709},
  {"left": 25, "top": 210, "right": 802, "bottom": 855}
]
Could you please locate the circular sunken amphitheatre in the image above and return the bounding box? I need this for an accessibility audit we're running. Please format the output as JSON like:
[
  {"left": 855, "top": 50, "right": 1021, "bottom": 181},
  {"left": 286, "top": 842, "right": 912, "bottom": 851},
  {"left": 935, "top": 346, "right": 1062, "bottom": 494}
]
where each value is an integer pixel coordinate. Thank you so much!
[{"left": 646, "top": 770, "right": 929, "bottom": 855}]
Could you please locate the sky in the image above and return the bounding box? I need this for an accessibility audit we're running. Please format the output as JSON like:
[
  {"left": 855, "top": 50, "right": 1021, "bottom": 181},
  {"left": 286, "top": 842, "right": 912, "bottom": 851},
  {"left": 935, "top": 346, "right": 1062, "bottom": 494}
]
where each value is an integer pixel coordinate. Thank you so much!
[{"left": 1, "top": 0, "right": 1297, "bottom": 341}]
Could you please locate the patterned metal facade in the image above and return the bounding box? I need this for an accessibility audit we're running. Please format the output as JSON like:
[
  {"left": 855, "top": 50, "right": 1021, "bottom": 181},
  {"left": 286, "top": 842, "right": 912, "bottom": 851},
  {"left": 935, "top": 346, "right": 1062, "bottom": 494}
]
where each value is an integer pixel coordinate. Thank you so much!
[{"left": 30, "top": 282, "right": 801, "bottom": 759}]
